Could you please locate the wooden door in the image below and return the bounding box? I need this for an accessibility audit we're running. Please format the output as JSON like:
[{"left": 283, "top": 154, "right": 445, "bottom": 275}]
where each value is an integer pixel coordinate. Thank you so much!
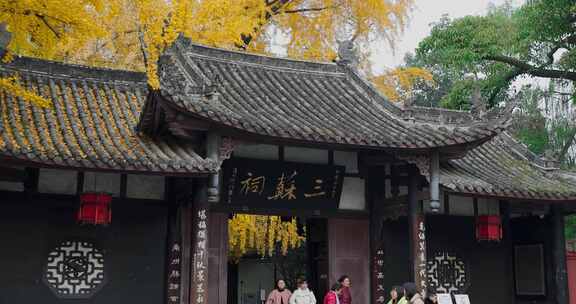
[{"left": 328, "top": 218, "right": 370, "bottom": 304}]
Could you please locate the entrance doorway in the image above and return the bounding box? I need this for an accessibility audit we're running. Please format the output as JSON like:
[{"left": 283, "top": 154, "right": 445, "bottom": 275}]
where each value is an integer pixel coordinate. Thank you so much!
[{"left": 227, "top": 216, "right": 328, "bottom": 304}]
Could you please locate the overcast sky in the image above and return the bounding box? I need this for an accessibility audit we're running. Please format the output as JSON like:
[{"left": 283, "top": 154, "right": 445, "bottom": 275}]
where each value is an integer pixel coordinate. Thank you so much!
[{"left": 370, "top": 0, "right": 525, "bottom": 74}]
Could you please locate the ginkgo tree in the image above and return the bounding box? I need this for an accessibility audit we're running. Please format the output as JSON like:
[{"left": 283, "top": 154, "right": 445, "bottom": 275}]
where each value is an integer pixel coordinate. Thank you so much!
[
  {"left": 1, "top": 0, "right": 429, "bottom": 259},
  {"left": 1, "top": 0, "right": 428, "bottom": 103}
]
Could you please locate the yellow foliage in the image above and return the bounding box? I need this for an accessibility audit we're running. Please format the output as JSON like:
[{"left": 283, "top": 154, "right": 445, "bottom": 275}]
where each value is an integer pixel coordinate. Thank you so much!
[
  {"left": 275, "top": 0, "right": 414, "bottom": 61},
  {"left": 371, "top": 67, "right": 435, "bottom": 103},
  {"left": 1, "top": 0, "right": 416, "bottom": 98},
  {"left": 0, "top": 75, "right": 51, "bottom": 107},
  {"left": 228, "top": 214, "right": 305, "bottom": 262}
]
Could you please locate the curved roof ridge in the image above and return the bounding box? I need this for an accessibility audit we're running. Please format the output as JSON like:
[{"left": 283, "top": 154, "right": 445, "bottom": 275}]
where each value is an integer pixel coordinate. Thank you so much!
[
  {"left": 174, "top": 37, "right": 343, "bottom": 75},
  {"left": 158, "top": 39, "right": 513, "bottom": 150},
  {"left": 2, "top": 55, "right": 147, "bottom": 84},
  {"left": 443, "top": 132, "right": 576, "bottom": 200},
  {"left": 496, "top": 132, "right": 557, "bottom": 170}
]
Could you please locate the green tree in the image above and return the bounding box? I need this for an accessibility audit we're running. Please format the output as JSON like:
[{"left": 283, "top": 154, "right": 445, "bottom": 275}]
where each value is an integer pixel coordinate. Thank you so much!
[
  {"left": 411, "top": 0, "right": 576, "bottom": 165},
  {"left": 415, "top": 0, "right": 576, "bottom": 108},
  {"left": 510, "top": 85, "right": 549, "bottom": 155}
]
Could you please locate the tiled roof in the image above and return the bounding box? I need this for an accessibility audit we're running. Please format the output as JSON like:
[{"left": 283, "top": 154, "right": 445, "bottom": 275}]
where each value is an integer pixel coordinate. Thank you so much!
[
  {"left": 157, "top": 38, "right": 512, "bottom": 150},
  {"left": 0, "top": 57, "right": 217, "bottom": 174},
  {"left": 442, "top": 132, "right": 576, "bottom": 200}
]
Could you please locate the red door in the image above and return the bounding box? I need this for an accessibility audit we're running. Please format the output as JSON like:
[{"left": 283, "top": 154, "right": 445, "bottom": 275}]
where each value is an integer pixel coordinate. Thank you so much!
[
  {"left": 328, "top": 218, "right": 370, "bottom": 304},
  {"left": 568, "top": 251, "right": 576, "bottom": 304}
]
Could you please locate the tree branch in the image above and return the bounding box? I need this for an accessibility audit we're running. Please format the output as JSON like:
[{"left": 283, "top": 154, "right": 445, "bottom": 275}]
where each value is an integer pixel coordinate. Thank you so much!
[
  {"left": 36, "top": 14, "right": 60, "bottom": 38},
  {"left": 558, "top": 127, "right": 576, "bottom": 162},
  {"left": 284, "top": 6, "right": 332, "bottom": 14},
  {"left": 237, "top": 0, "right": 292, "bottom": 49},
  {"left": 484, "top": 54, "right": 576, "bottom": 81},
  {"left": 487, "top": 68, "right": 523, "bottom": 105},
  {"left": 546, "top": 44, "right": 564, "bottom": 66}
]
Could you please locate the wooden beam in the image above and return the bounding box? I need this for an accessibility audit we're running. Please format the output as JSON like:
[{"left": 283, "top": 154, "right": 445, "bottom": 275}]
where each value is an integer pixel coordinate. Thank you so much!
[{"left": 499, "top": 201, "right": 515, "bottom": 304}]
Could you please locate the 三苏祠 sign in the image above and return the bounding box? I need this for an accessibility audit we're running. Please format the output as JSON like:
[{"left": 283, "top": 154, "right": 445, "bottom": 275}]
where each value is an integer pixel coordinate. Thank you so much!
[{"left": 222, "top": 158, "right": 345, "bottom": 210}]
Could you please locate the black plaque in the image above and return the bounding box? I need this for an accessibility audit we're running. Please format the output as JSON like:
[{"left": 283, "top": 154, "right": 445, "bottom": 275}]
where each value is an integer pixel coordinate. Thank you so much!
[{"left": 222, "top": 158, "right": 345, "bottom": 210}]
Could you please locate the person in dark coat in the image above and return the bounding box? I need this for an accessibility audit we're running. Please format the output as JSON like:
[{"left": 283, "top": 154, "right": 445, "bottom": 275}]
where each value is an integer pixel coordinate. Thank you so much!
[{"left": 337, "top": 275, "right": 352, "bottom": 304}]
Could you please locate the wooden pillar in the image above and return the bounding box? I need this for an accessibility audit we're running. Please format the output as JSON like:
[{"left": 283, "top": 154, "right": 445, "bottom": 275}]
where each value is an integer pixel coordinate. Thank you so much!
[
  {"left": 408, "top": 171, "right": 427, "bottom": 291},
  {"left": 552, "top": 204, "right": 569, "bottom": 304},
  {"left": 208, "top": 212, "right": 228, "bottom": 304},
  {"left": 190, "top": 183, "right": 210, "bottom": 304},
  {"left": 166, "top": 201, "right": 185, "bottom": 304},
  {"left": 429, "top": 150, "right": 440, "bottom": 212},
  {"left": 499, "top": 201, "right": 515, "bottom": 304},
  {"left": 180, "top": 197, "right": 193, "bottom": 304},
  {"left": 369, "top": 167, "right": 387, "bottom": 304}
]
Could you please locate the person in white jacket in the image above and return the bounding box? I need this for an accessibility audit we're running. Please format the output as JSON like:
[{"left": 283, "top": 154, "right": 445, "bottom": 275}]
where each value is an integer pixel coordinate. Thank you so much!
[{"left": 289, "top": 278, "right": 317, "bottom": 304}]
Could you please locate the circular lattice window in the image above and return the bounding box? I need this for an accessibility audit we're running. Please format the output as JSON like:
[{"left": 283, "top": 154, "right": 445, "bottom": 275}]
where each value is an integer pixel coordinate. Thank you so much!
[
  {"left": 427, "top": 251, "right": 470, "bottom": 294},
  {"left": 44, "top": 240, "right": 106, "bottom": 298}
]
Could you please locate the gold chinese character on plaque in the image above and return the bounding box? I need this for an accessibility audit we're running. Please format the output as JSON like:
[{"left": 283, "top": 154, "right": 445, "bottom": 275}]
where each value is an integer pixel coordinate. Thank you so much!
[
  {"left": 268, "top": 171, "right": 297, "bottom": 200},
  {"left": 304, "top": 179, "right": 326, "bottom": 198},
  {"left": 240, "top": 172, "right": 266, "bottom": 195}
]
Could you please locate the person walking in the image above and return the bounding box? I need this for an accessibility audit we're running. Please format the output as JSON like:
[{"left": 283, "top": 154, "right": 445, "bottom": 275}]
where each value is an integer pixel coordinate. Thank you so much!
[
  {"left": 266, "top": 279, "right": 292, "bottom": 304},
  {"left": 402, "top": 283, "right": 424, "bottom": 304},
  {"left": 387, "top": 286, "right": 407, "bottom": 304},
  {"left": 337, "top": 275, "right": 351, "bottom": 304},
  {"left": 323, "top": 283, "right": 342, "bottom": 304},
  {"left": 290, "top": 278, "right": 316, "bottom": 304}
]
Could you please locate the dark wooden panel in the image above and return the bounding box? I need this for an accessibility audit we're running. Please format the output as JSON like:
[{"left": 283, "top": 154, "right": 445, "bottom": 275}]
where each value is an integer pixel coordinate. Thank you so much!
[
  {"left": 514, "top": 244, "right": 546, "bottom": 296},
  {"left": 427, "top": 216, "right": 511, "bottom": 304},
  {"left": 0, "top": 197, "right": 168, "bottom": 304}
]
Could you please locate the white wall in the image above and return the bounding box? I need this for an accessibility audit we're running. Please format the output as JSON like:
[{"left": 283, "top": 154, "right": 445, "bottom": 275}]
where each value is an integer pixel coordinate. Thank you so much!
[
  {"left": 339, "top": 177, "right": 365, "bottom": 210},
  {"left": 285, "top": 147, "right": 327, "bottom": 164},
  {"left": 38, "top": 169, "right": 77, "bottom": 195},
  {"left": 84, "top": 172, "right": 121, "bottom": 197},
  {"left": 126, "top": 174, "right": 165, "bottom": 200},
  {"left": 0, "top": 181, "right": 24, "bottom": 191},
  {"left": 234, "top": 144, "right": 278, "bottom": 160}
]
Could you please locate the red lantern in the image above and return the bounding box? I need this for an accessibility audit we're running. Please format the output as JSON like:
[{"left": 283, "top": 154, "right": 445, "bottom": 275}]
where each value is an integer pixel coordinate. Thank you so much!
[
  {"left": 475, "top": 215, "right": 502, "bottom": 241},
  {"left": 78, "top": 192, "right": 112, "bottom": 225}
]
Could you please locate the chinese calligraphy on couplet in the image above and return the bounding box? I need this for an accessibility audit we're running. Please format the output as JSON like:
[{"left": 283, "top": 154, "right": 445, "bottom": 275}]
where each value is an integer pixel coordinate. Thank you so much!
[
  {"left": 373, "top": 246, "right": 386, "bottom": 303},
  {"left": 194, "top": 209, "right": 208, "bottom": 304},
  {"left": 167, "top": 242, "right": 181, "bottom": 304},
  {"left": 416, "top": 217, "right": 428, "bottom": 290}
]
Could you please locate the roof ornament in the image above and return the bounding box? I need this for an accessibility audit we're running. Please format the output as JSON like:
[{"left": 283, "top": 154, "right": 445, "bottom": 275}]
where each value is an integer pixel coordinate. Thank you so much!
[
  {"left": 470, "top": 85, "right": 487, "bottom": 119},
  {"left": 200, "top": 75, "right": 221, "bottom": 100},
  {"left": 541, "top": 149, "right": 561, "bottom": 169},
  {"left": 337, "top": 40, "right": 358, "bottom": 67}
]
